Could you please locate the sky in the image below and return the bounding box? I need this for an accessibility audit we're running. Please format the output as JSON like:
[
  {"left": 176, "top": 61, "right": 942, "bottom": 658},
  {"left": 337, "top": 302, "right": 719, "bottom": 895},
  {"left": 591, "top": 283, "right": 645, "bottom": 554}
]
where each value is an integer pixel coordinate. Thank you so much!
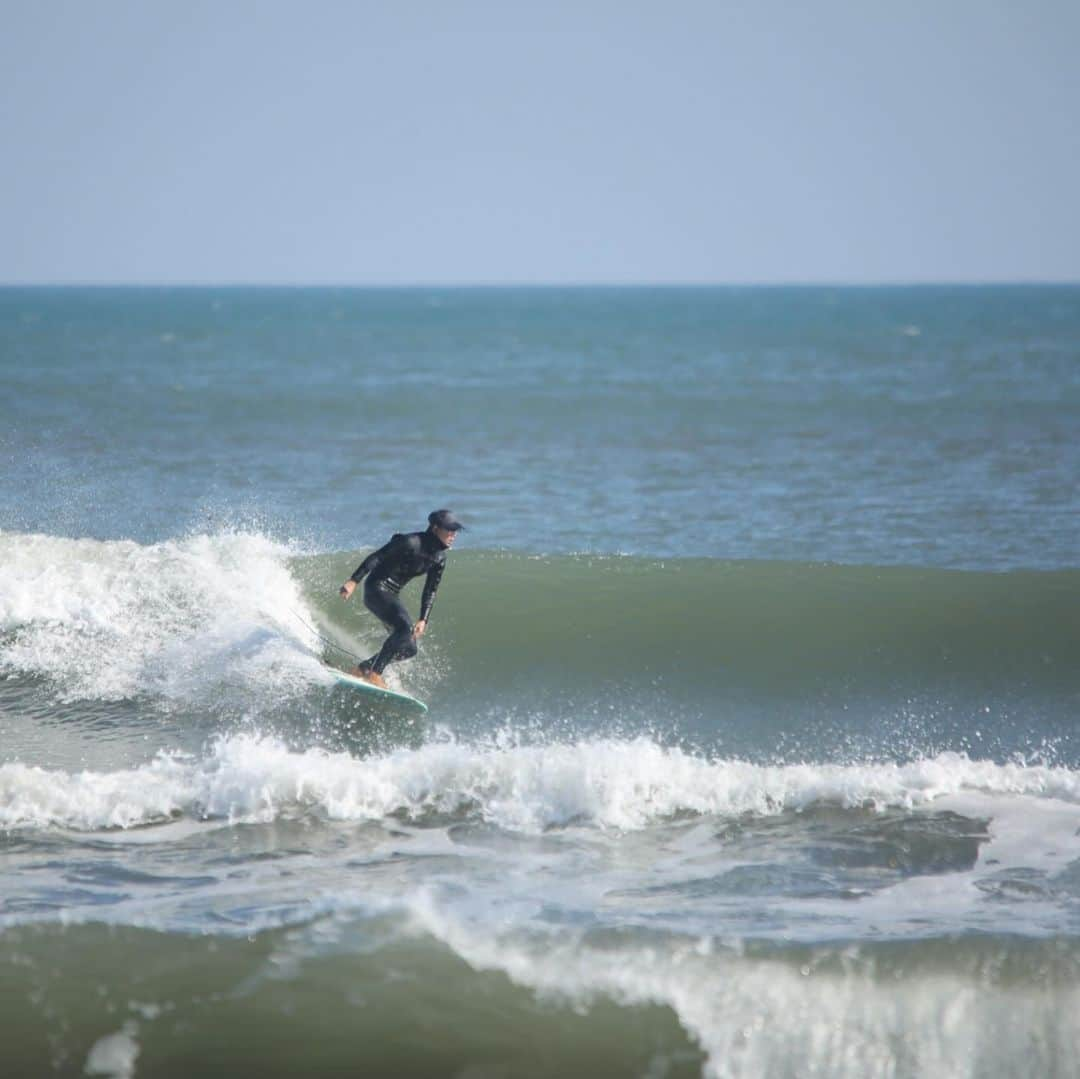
[{"left": 2, "top": 1, "right": 1078, "bottom": 285}]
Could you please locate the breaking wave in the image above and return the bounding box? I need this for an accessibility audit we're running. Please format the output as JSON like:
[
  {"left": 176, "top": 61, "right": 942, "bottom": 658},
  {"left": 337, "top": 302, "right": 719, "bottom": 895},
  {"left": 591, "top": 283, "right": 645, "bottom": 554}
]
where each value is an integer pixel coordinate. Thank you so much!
[{"left": 4, "top": 732, "right": 1080, "bottom": 833}]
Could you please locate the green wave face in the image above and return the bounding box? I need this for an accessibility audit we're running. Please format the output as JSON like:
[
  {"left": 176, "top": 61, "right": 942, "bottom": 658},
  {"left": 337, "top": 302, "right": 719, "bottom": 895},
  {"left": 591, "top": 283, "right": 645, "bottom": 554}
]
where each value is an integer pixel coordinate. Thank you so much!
[
  {"left": 3, "top": 529, "right": 1077, "bottom": 763},
  {"left": 301, "top": 550, "right": 1080, "bottom": 760}
]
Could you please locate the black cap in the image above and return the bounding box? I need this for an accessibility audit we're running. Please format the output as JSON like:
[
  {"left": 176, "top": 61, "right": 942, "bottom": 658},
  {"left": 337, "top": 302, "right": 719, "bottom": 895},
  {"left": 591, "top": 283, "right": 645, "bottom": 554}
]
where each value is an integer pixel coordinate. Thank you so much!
[{"left": 428, "top": 508, "right": 466, "bottom": 532}]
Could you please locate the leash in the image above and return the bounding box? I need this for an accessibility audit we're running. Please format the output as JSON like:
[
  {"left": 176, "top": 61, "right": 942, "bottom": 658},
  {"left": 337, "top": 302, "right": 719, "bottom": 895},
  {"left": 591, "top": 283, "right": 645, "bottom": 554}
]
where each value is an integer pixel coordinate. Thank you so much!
[{"left": 289, "top": 607, "right": 367, "bottom": 665}]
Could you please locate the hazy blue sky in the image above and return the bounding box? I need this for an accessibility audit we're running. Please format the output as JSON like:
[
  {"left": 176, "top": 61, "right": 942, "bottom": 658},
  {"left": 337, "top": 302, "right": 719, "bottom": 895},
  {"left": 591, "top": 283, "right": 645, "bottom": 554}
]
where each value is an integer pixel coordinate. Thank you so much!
[{"left": 3, "top": 1, "right": 1078, "bottom": 284}]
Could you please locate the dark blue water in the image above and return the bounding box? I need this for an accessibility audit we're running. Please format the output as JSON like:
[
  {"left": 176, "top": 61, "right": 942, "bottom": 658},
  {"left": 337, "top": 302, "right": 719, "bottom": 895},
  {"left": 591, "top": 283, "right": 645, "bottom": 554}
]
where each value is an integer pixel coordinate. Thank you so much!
[{"left": 3, "top": 286, "right": 1078, "bottom": 567}]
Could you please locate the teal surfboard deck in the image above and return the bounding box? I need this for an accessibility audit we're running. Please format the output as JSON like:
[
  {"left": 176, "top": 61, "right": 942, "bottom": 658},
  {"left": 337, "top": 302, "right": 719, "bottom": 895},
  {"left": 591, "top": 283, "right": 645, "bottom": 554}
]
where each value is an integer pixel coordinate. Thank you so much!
[{"left": 326, "top": 665, "right": 428, "bottom": 714}]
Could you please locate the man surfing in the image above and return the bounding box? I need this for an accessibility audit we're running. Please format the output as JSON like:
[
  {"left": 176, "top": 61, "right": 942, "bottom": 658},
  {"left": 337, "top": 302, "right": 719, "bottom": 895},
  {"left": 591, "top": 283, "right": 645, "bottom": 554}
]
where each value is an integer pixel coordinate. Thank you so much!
[{"left": 339, "top": 509, "right": 464, "bottom": 688}]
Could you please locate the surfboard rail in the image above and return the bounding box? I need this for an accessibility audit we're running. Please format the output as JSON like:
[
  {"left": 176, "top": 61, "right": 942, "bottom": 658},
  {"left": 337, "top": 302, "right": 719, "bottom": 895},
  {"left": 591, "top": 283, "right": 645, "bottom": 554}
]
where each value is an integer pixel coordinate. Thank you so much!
[{"left": 325, "top": 664, "right": 429, "bottom": 713}]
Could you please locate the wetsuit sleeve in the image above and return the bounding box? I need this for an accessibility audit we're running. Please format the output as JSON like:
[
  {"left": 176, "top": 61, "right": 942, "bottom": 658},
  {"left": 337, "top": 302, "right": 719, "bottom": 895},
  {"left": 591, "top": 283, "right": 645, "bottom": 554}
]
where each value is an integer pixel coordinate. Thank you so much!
[
  {"left": 349, "top": 534, "right": 404, "bottom": 583},
  {"left": 419, "top": 562, "right": 445, "bottom": 622}
]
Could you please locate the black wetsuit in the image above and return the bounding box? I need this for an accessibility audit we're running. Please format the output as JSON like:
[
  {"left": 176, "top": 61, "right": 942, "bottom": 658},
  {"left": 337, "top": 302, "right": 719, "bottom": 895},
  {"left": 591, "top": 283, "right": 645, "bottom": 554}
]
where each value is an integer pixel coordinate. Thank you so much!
[{"left": 349, "top": 529, "right": 449, "bottom": 674}]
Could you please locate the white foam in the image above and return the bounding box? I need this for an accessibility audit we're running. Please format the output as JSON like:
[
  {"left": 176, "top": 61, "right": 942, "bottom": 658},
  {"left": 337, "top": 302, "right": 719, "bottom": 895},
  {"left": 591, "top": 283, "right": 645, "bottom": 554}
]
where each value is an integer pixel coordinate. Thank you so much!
[
  {"left": 408, "top": 896, "right": 1080, "bottom": 1079},
  {"left": 4, "top": 731, "right": 1080, "bottom": 833},
  {"left": 84, "top": 1021, "right": 140, "bottom": 1079},
  {"left": 0, "top": 529, "right": 324, "bottom": 702}
]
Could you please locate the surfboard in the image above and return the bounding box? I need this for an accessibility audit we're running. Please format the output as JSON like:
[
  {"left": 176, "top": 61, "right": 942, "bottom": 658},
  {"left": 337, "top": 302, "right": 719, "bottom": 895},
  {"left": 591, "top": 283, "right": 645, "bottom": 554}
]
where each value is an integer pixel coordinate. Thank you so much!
[{"left": 325, "top": 665, "right": 428, "bottom": 714}]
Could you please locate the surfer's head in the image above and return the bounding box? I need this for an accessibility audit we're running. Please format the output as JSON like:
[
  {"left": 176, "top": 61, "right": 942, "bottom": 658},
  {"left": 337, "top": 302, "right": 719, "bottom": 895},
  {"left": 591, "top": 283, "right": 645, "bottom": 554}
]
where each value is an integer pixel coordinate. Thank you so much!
[{"left": 428, "top": 508, "right": 465, "bottom": 547}]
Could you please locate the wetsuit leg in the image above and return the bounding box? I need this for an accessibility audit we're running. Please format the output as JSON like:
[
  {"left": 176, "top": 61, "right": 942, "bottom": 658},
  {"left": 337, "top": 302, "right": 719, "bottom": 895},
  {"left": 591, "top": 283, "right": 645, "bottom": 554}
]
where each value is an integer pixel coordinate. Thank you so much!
[{"left": 363, "top": 583, "right": 419, "bottom": 675}]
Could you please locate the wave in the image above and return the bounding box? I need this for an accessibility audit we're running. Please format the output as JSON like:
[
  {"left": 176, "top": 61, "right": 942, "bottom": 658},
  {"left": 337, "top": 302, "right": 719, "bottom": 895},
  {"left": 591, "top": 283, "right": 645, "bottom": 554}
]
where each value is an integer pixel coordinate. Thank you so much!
[
  {"left": 4, "top": 918, "right": 1080, "bottom": 1079},
  {"left": 4, "top": 528, "right": 1078, "bottom": 698},
  {"left": 413, "top": 907, "right": 1080, "bottom": 1079},
  {"left": 3, "top": 731, "right": 1080, "bottom": 833},
  {"left": 2, "top": 528, "right": 1078, "bottom": 766}
]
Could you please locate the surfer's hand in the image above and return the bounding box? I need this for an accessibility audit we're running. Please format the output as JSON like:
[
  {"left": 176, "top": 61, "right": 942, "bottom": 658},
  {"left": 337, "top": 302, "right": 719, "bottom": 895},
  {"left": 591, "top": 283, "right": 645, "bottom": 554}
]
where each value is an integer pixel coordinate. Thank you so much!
[
  {"left": 340, "top": 580, "right": 356, "bottom": 600},
  {"left": 413, "top": 620, "right": 427, "bottom": 638}
]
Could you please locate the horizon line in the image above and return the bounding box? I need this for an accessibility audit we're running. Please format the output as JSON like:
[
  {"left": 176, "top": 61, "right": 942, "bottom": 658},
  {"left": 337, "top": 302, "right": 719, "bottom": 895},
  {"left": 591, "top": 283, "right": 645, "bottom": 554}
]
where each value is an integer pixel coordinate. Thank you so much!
[{"left": 2, "top": 279, "right": 1080, "bottom": 289}]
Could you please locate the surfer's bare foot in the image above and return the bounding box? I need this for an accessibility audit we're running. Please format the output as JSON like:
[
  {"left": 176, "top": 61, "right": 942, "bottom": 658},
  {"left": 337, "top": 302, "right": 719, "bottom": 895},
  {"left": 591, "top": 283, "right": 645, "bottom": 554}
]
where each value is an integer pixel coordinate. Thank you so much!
[{"left": 352, "top": 664, "right": 387, "bottom": 689}]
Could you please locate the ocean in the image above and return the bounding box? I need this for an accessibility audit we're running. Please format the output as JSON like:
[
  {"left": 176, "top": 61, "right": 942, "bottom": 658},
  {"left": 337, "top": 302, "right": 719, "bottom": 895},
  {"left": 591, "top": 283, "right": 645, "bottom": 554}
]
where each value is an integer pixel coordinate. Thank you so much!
[{"left": 1, "top": 285, "right": 1079, "bottom": 1077}]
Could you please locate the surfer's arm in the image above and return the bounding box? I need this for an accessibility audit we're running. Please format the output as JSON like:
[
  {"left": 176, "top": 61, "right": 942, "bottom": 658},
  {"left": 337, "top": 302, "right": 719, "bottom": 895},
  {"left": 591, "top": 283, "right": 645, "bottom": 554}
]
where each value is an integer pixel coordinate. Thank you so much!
[
  {"left": 349, "top": 535, "right": 405, "bottom": 583},
  {"left": 419, "top": 562, "right": 444, "bottom": 623},
  {"left": 348, "top": 550, "right": 380, "bottom": 584},
  {"left": 340, "top": 535, "right": 403, "bottom": 598}
]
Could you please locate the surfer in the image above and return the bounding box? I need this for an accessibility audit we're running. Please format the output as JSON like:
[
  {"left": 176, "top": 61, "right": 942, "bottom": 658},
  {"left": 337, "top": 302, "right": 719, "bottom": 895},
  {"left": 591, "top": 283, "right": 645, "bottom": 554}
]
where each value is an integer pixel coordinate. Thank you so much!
[{"left": 338, "top": 509, "right": 465, "bottom": 688}]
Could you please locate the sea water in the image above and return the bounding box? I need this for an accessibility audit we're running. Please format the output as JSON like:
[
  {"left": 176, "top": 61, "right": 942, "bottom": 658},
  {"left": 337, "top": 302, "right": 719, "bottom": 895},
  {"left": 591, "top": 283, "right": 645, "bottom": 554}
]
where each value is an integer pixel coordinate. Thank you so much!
[{"left": 1, "top": 286, "right": 1079, "bottom": 1077}]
